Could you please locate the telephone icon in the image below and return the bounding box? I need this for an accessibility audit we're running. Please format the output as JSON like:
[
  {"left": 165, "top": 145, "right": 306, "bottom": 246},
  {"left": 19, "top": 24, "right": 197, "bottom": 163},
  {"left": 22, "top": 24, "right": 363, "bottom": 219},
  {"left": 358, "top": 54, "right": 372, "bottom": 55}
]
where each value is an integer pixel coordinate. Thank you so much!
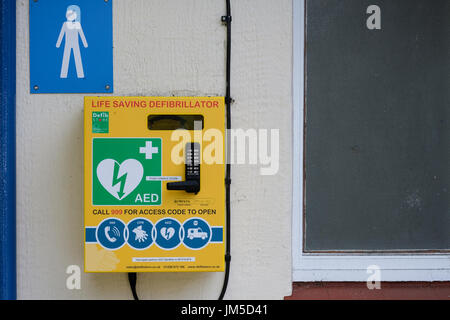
[{"left": 104, "top": 226, "right": 120, "bottom": 243}]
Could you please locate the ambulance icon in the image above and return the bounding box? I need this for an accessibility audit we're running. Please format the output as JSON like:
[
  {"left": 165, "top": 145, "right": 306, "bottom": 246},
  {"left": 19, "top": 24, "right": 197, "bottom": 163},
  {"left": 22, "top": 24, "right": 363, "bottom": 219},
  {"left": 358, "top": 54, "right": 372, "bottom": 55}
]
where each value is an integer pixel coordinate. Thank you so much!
[{"left": 187, "top": 227, "right": 208, "bottom": 240}]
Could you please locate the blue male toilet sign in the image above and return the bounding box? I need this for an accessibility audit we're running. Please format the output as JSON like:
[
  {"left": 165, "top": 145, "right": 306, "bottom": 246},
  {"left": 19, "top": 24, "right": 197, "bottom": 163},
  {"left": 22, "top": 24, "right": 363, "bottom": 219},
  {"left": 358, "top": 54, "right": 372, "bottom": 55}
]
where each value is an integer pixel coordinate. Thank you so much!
[
  {"left": 30, "top": 0, "right": 113, "bottom": 93},
  {"left": 56, "top": 4, "right": 89, "bottom": 79}
]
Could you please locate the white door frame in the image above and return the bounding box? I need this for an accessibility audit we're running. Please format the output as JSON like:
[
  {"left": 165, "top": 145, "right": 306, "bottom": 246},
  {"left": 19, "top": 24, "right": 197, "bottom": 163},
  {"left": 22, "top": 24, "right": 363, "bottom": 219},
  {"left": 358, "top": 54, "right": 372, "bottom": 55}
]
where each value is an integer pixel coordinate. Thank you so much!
[{"left": 292, "top": 0, "right": 450, "bottom": 282}]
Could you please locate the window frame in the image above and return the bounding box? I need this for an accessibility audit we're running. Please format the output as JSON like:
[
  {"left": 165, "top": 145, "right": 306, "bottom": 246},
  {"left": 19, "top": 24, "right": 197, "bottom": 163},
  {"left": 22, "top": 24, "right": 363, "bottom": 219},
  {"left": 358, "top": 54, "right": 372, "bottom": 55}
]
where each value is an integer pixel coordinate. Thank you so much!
[{"left": 292, "top": 0, "right": 450, "bottom": 282}]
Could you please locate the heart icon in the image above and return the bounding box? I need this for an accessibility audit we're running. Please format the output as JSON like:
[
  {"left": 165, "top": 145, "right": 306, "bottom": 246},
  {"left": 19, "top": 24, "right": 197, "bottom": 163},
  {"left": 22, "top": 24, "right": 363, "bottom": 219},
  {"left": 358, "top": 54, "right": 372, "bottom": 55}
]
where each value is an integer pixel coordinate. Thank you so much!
[
  {"left": 96, "top": 159, "right": 144, "bottom": 200},
  {"left": 160, "top": 227, "right": 175, "bottom": 240}
]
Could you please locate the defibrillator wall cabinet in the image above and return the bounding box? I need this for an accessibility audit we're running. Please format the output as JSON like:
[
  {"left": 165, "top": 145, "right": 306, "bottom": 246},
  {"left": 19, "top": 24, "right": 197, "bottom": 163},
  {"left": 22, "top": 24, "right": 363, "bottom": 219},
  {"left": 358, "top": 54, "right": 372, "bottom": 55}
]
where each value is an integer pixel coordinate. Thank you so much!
[{"left": 84, "top": 97, "right": 225, "bottom": 272}]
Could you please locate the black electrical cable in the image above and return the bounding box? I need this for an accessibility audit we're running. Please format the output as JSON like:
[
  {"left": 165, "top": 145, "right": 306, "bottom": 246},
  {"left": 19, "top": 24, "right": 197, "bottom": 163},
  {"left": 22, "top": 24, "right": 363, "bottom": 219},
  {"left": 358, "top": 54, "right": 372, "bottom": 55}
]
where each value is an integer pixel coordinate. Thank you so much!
[
  {"left": 127, "top": 1, "right": 232, "bottom": 301},
  {"left": 128, "top": 272, "right": 139, "bottom": 300},
  {"left": 218, "top": 0, "right": 232, "bottom": 301}
]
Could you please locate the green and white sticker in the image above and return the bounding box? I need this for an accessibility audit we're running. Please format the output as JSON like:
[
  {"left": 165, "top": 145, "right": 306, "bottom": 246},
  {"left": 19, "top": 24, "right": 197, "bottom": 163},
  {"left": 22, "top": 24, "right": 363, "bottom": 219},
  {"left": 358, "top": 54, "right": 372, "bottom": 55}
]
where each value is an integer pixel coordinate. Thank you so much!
[
  {"left": 93, "top": 138, "right": 162, "bottom": 205},
  {"left": 92, "top": 112, "right": 109, "bottom": 133}
]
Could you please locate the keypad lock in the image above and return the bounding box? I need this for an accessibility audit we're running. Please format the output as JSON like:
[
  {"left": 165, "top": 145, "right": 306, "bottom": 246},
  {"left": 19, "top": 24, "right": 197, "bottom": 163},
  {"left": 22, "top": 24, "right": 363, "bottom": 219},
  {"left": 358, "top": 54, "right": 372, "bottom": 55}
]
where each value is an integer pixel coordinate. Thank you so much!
[{"left": 167, "top": 142, "right": 201, "bottom": 194}]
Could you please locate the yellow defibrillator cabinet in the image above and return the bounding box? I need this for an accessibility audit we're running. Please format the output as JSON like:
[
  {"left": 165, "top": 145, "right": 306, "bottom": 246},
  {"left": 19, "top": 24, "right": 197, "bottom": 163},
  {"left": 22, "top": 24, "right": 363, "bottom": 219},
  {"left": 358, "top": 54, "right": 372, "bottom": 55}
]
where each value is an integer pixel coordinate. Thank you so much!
[{"left": 84, "top": 96, "right": 225, "bottom": 273}]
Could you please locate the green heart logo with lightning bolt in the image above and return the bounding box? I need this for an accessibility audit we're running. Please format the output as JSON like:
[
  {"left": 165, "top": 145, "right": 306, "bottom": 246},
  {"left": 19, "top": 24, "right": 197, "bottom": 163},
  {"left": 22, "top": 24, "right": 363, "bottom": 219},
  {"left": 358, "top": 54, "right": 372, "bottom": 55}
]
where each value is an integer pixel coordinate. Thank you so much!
[{"left": 96, "top": 159, "right": 144, "bottom": 200}]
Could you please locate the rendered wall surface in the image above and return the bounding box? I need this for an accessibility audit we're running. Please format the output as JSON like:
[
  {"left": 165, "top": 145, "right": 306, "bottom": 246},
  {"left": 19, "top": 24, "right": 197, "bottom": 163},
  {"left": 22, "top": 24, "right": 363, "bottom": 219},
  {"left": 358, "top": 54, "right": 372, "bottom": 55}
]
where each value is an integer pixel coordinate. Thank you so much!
[{"left": 16, "top": 0, "right": 293, "bottom": 299}]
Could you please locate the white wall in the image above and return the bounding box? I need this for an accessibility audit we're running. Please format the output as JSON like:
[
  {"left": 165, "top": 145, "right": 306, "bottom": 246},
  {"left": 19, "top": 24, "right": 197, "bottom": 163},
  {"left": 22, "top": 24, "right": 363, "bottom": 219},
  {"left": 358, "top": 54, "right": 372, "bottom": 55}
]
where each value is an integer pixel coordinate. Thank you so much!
[{"left": 16, "top": 0, "right": 293, "bottom": 299}]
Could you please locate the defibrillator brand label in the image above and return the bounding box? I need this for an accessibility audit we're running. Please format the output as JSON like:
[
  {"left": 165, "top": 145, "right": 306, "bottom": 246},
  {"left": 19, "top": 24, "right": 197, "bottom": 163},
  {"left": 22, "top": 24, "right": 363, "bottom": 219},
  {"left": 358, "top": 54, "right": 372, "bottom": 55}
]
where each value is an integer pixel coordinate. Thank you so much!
[
  {"left": 92, "top": 112, "right": 109, "bottom": 133},
  {"left": 93, "top": 138, "right": 162, "bottom": 205}
]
